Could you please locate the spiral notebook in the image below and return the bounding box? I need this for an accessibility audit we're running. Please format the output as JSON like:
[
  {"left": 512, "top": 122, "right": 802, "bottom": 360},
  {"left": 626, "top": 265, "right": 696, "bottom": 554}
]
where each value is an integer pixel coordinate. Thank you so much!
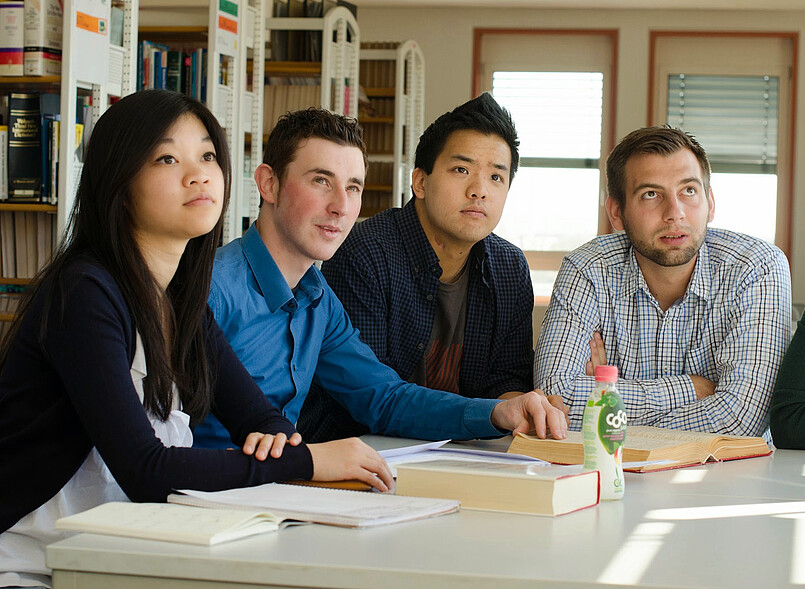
[{"left": 168, "top": 482, "right": 460, "bottom": 528}]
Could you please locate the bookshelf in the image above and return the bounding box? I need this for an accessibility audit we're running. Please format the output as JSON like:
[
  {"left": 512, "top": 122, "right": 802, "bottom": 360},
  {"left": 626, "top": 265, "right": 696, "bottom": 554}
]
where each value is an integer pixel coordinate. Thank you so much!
[
  {"left": 235, "top": 0, "right": 267, "bottom": 240},
  {"left": 0, "top": 0, "right": 139, "bottom": 288},
  {"left": 264, "top": 4, "right": 360, "bottom": 127},
  {"left": 138, "top": 0, "right": 266, "bottom": 244},
  {"left": 359, "top": 40, "right": 424, "bottom": 218}
]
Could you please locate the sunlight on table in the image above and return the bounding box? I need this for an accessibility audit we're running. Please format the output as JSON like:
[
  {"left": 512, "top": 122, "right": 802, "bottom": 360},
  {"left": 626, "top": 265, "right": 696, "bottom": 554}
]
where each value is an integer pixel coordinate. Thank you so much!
[
  {"left": 646, "top": 501, "right": 805, "bottom": 520},
  {"left": 669, "top": 469, "right": 708, "bottom": 484},
  {"left": 597, "top": 522, "right": 675, "bottom": 585}
]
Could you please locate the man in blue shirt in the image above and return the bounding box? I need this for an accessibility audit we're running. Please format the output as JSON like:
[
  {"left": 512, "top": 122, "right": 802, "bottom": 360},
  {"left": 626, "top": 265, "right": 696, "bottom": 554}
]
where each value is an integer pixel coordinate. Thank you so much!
[
  {"left": 298, "top": 93, "right": 566, "bottom": 442},
  {"left": 193, "top": 107, "right": 567, "bottom": 449}
]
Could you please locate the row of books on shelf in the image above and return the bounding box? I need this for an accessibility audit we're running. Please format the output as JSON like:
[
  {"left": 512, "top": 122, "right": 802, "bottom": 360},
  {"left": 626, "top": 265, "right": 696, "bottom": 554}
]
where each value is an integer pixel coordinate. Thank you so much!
[
  {"left": 263, "top": 84, "right": 321, "bottom": 134},
  {"left": 1, "top": 91, "right": 90, "bottom": 203},
  {"left": 0, "top": 0, "right": 125, "bottom": 77},
  {"left": 137, "top": 42, "right": 209, "bottom": 101},
  {"left": 360, "top": 96, "right": 394, "bottom": 118},
  {"left": 269, "top": 0, "right": 356, "bottom": 62},
  {"left": 359, "top": 43, "right": 399, "bottom": 88},
  {"left": 361, "top": 119, "right": 395, "bottom": 155},
  {"left": 0, "top": 0, "right": 62, "bottom": 76},
  {"left": 0, "top": 210, "right": 55, "bottom": 279},
  {"left": 365, "top": 160, "right": 393, "bottom": 188}
]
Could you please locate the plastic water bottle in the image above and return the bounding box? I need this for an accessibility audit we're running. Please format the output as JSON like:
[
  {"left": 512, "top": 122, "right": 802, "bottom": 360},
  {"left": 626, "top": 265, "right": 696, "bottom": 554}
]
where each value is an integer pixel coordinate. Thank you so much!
[{"left": 582, "top": 365, "right": 626, "bottom": 501}]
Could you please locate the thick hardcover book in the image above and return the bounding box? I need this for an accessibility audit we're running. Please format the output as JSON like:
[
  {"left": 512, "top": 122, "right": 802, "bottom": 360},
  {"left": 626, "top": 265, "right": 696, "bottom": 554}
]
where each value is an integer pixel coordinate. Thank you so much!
[
  {"left": 56, "top": 502, "right": 282, "bottom": 546},
  {"left": 38, "top": 92, "right": 58, "bottom": 203},
  {"left": 23, "top": 0, "right": 62, "bottom": 76},
  {"left": 396, "top": 459, "right": 599, "bottom": 517},
  {"left": 269, "top": 0, "right": 288, "bottom": 61},
  {"left": 0, "top": 1, "right": 25, "bottom": 76},
  {"left": 8, "top": 92, "right": 41, "bottom": 201},
  {"left": 0, "top": 211, "right": 15, "bottom": 277},
  {"left": 168, "top": 482, "right": 459, "bottom": 528},
  {"left": 508, "top": 426, "right": 772, "bottom": 473},
  {"left": 165, "top": 50, "right": 182, "bottom": 92}
]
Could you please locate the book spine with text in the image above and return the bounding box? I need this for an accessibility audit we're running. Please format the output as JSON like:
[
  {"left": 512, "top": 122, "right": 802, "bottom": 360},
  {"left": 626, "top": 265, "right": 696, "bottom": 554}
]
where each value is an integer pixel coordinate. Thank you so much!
[
  {"left": 23, "top": 0, "right": 62, "bottom": 76},
  {"left": 0, "top": 124, "right": 8, "bottom": 200},
  {"left": 0, "top": 1, "right": 25, "bottom": 76},
  {"left": 8, "top": 92, "right": 41, "bottom": 201}
]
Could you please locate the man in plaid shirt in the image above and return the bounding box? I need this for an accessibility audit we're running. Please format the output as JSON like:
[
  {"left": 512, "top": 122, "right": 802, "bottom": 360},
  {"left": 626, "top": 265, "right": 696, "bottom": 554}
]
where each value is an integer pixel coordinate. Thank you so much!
[
  {"left": 535, "top": 126, "right": 791, "bottom": 441},
  {"left": 299, "top": 94, "right": 567, "bottom": 442}
]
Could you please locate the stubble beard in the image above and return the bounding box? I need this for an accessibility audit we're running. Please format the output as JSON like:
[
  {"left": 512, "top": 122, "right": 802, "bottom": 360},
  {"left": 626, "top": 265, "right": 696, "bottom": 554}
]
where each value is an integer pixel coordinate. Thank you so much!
[{"left": 623, "top": 218, "right": 705, "bottom": 268}]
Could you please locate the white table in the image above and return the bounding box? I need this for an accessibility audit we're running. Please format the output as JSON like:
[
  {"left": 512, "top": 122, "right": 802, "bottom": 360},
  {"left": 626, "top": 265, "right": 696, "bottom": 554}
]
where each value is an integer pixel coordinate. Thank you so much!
[{"left": 47, "top": 440, "right": 805, "bottom": 588}]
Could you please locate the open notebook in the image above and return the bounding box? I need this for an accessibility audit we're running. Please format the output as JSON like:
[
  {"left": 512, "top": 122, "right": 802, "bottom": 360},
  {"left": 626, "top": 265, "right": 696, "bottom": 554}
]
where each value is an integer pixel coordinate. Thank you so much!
[
  {"left": 168, "top": 482, "right": 460, "bottom": 528},
  {"left": 55, "top": 502, "right": 282, "bottom": 546}
]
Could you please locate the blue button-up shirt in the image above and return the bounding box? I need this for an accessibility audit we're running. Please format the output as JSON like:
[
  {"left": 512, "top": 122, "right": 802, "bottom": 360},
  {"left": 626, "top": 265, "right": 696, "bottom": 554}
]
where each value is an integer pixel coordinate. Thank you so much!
[{"left": 192, "top": 224, "right": 502, "bottom": 448}]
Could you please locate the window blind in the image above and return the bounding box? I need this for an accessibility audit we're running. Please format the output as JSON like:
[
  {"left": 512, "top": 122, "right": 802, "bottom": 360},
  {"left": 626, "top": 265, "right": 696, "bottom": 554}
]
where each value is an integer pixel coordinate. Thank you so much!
[
  {"left": 492, "top": 71, "right": 603, "bottom": 162},
  {"left": 666, "top": 74, "right": 778, "bottom": 172}
]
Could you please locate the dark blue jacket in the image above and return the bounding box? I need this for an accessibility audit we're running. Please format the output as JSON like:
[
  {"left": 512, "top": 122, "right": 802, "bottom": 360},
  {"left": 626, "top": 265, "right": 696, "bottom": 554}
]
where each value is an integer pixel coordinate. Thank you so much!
[
  {"left": 0, "top": 257, "right": 312, "bottom": 533},
  {"left": 298, "top": 199, "right": 534, "bottom": 441}
]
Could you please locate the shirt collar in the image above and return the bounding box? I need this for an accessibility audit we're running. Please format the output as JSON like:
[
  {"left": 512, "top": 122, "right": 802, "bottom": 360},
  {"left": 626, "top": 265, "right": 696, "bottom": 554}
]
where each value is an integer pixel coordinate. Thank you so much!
[
  {"left": 397, "top": 198, "right": 490, "bottom": 281},
  {"left": 617, "top": 234, "right": 711, "bottom": 302},
  {"left": 241, "top": 223, "right": 325, "bottom": 313}
]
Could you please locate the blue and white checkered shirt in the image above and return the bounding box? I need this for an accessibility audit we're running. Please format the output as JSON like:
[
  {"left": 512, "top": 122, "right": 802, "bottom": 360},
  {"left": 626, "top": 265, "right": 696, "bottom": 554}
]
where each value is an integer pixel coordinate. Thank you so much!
[{"left": 535, "top": 228, "right": 791, "bottom": 441}]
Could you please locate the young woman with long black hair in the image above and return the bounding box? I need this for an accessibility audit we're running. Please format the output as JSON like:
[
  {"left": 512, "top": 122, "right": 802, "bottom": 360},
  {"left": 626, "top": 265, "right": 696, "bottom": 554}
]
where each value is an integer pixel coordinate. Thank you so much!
[{"left": 0, "top": 90, "right": 391, "bottom": 588}]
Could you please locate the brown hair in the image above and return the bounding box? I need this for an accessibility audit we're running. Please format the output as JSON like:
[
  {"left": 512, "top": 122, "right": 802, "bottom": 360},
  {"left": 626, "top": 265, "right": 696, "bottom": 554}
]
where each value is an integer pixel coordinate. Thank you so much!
[
  {"left": 606, "top": 126, "right": 711, "bottom": 207},
  {"left": 261, "top": 108, "right": 366, "bottom": 206}
]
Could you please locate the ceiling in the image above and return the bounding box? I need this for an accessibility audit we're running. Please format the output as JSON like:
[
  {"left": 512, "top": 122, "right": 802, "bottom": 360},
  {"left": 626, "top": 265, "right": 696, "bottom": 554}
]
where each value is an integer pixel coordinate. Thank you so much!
[{"left": 351, "top": 0, "right": 805, "bottom": 9}]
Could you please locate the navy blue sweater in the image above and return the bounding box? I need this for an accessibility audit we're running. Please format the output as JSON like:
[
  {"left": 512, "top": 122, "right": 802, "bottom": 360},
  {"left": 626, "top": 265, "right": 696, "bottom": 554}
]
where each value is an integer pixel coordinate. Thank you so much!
[{"left": 0, "top": 258, "right": 313, "bottom": 533}]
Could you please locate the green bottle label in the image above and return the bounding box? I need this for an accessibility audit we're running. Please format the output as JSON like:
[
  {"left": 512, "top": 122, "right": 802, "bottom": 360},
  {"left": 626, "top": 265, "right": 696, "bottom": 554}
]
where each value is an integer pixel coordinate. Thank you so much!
[{"left": 596, "top": 393, "right": 627, "bottom": 455}]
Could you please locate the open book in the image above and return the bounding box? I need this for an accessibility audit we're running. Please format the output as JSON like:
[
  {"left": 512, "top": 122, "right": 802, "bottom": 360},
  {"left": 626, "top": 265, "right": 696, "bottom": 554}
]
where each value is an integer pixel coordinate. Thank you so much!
[
  {"left": 396, "top": 459, "right": 599, "bottom": 516},
  {"left": 508, "top": 426, "right": 771, "bottom": 472},
  {"left": 55, "top": 502, "right": 281, "bottom": 546},
  {"left": 168, "top": 482, "right": 459, "bottom": 528}
]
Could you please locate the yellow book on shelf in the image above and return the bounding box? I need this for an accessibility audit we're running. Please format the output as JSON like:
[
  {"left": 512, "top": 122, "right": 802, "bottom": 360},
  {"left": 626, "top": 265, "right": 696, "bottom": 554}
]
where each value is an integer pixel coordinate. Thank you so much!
[
  {"left": 507, "top": 426, "right": 771, "bottom": 472},
  {"left": 396, "top": 459, "right": 599, "bottom": 517}
]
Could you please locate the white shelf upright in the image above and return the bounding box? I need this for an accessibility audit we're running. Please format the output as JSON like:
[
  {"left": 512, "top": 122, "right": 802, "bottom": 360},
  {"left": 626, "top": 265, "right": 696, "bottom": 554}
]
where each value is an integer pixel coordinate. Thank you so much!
[
  {"left": 265, "top": 4, "right": 359, "bottom": 116},
  {"left": 206, "top": 0, "right": 240, "bottom": 244},
  {"left": 58, "top": 0, "right": 138, "bottom": 234},
  {"left": 394, "top": 40, "right": 424, "bottom": 208},
  {"left": 361, "top": 39, "right": 425, "bottom": 208},
  {"left": 237, "top": 0, "right": 266, "bottom": 234}
]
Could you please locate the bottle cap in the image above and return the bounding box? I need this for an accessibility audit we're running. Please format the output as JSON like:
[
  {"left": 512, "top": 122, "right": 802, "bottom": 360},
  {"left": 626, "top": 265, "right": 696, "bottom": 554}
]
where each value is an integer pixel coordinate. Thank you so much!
[{"left": 594, "top": 365, "right": 618, "bottom": 382}]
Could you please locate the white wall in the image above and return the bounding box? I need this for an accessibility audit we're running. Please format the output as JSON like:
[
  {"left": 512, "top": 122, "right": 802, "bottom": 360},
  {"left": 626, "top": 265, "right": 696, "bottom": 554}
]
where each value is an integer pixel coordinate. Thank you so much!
[{"left": 357, "top": 6, "right": 805, "bottom": 301}]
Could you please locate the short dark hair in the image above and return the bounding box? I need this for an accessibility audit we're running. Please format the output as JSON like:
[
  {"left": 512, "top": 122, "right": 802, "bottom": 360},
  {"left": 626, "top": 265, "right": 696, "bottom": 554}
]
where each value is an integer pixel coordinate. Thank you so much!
[
  {"left": 262, "top": 107, "right": 367, "bottom": 188},
  {"left": 606, "top": 125, "right": 711, "bottom": 208},
  {"left": 414, "top": 92, "right": 520, "bottom": 182}
]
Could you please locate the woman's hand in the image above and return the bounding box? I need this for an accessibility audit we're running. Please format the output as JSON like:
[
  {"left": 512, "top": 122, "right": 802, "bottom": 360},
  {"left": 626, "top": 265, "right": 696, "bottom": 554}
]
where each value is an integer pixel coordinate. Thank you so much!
[
  {"left": 242, "top": 431, "right": 302, "bottom": 460},
  {"left": 308, "top": 438, "right": 394, "bottom": 492}
]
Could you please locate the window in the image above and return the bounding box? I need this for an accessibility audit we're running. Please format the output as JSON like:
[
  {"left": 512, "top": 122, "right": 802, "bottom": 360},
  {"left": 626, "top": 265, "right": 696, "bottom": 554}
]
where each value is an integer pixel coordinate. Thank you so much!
[
  {"left": 666, "top": 74, "right": 779, "bottom": 243},
  {"left": 651, "top": 33, "right": 795, "bottom": 255},
  {"left": 475, "top": 30, "right": 616, "bottom": 298}
]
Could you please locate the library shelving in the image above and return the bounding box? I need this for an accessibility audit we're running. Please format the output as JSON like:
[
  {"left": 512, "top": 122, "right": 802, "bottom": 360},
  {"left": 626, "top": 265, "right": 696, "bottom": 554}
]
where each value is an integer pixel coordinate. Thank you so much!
[
  {"left": 359, "top": 40, "right": 424, "bottom": 218},
  {"left": 1, "top": 0, "right": 139, "bottom": 290},
  {"left": 138, "top": 0, "right": 266, "bottom": 244},
  {"left": 264, "top": 4, "right": 360, "bottom": 127}
]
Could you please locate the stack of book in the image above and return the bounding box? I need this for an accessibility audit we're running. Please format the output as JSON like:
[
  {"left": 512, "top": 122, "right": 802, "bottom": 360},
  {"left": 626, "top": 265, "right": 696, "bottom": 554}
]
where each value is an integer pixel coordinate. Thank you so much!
[{"left": 0, "top": 0, "right": 62, "bottom": 77}]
